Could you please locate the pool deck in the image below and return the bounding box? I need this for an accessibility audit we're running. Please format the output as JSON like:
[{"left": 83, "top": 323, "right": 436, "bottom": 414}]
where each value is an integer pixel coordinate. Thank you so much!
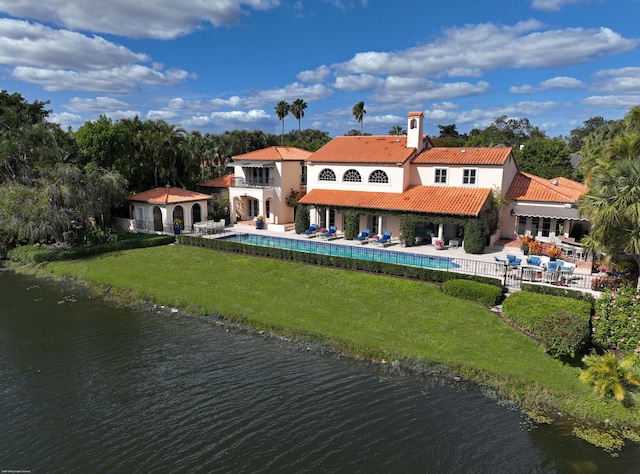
[{"left": 212, "top": 223, "right": 594, "bottom": 280}]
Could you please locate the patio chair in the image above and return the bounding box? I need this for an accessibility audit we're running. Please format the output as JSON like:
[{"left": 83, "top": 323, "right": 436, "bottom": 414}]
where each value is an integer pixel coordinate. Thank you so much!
[
  {"left": 558, "top": 265, "right": 575, "bottom": 285},
  {"left": 319, "top": 225, "right": 337, "bottom": 240},
  {"left": 506, "top": 254, "right": 521, "bottom": 267},
  {"left": 301, "top": 224, "right": 318, "bottom": 237},
  {"left": 543, "top": 269, "right": 560, "bottom": 284},
  {"left": 372, "top": 231, "right": 392, "bottom": 247},
  {"left": 526, "top": 256, "right": 541, "bottom": 267},
  {"left": 353, "top": 229, "right": 370, "bottom": 243}
]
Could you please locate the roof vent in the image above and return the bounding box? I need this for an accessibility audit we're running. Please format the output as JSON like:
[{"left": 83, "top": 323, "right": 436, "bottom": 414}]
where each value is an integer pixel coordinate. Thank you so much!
[
  {"left": 551, "top": 179, "right": 559, "bottom": 185},
  {"left": 461, "top": 149, "right": 466, "bottom": 153}
]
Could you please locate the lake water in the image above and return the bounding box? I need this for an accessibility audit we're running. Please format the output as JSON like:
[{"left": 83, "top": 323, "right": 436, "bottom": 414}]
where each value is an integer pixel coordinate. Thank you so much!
[{"left": 1, "top": 265, "right": 639, "bottom": 473}]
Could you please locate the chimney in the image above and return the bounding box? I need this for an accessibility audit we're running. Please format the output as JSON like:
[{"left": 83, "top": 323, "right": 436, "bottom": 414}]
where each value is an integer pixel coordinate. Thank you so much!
[{"left": 406, "top": 111, "right": 424, "bottom": 152}]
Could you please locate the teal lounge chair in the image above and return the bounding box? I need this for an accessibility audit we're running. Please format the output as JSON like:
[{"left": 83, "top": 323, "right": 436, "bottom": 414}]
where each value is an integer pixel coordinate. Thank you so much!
[
  {"left": 319, "top": 226, "right": 337, "bottom": 240},
  {"left": 353, "top": 229, "right": 369, "bottom": 243},
  {"left": 373, "top": 231, "right": 392, "bottom": 246}
]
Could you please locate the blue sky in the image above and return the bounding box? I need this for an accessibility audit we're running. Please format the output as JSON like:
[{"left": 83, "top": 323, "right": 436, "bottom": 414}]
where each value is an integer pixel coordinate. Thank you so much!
[{"left": 1, "top": 0, "right": 639, "bottom": 138}]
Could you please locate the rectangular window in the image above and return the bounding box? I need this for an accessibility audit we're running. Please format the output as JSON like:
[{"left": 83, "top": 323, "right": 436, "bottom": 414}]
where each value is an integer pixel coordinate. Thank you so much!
[
  {"left": 517, "top": 216, "right": 527, "bottom": 235},
  {"left": 463, "top": 168, "right": 477, "bottom": 185},
  {"left": 435, "top": 168, "right": 448, "bottom": 184},
  {"left": 542, "top": 218, "right": 551, "bottom": 237},
  {"left": 265, "top": 200, "right": 270, "bottom": 218}
]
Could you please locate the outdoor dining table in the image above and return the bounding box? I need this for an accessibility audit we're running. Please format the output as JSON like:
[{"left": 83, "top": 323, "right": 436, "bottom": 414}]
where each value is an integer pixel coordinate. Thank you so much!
[{"left": 520, "top": 265, "right": 542, "bottom": 281}]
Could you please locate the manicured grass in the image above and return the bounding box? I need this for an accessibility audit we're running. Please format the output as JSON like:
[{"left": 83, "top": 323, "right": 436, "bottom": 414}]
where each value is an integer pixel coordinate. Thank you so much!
[{"left": 31, "top": 244, "right": 640, "bottom": 448}]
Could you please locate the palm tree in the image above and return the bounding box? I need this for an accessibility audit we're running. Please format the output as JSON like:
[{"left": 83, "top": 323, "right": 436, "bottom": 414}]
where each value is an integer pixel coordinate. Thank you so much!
[
  {"left": 290, "top": 99, "right": 307, "bottom": 134},
  {"left": 580, "top": 351, "right": 640, "bottom": 403},
  {"left": 388, "top": 125, "right": 406, "bottom": 135},
  {"left": 274, "top": 101, "right": 290, "bottom": 145},
  {"left": 352, "top": 101, "right": 366, "bottom": 134}
]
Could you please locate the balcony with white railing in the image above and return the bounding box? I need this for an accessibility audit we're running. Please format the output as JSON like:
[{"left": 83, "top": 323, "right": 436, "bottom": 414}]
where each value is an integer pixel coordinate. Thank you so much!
[{"left": 233, "top": 177, "right": 275, "bottom": 189}]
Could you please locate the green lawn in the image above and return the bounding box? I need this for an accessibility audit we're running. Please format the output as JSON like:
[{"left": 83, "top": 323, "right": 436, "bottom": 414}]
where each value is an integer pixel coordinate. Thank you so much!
[{"left": 34, "top": 244, "right": 640, "bottom": 448}]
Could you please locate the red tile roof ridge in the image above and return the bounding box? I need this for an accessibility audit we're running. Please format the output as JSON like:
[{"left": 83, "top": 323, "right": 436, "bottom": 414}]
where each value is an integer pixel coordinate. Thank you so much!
[
  {"left": 232, "top": 146, "right": 312, "bottom": 161},
  {"left": 126, "top": 186, "right": 211, "bottom": 204},
  {"left": 505, "top": 172, "right": 586, "bottom": 202},
  {"left": 413, "top": 146, "right": 512, "bottom": 165},
  {"left": 198, "top": 174, "right": 235, "bottom": 188}
]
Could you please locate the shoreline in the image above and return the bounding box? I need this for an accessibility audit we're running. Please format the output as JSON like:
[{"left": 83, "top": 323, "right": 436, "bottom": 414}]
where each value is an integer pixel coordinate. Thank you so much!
[{"left": 3, "top": 258, "right": 637, "bottom": 451}]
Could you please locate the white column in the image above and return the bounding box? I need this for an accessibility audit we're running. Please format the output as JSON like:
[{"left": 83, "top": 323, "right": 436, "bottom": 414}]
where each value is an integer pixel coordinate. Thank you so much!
[{"left": 438, "top": 223, "right": 444, "bottom": 240}]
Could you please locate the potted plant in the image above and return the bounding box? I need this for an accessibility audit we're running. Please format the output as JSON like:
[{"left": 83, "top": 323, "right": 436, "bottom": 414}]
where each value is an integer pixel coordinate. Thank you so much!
[
  {"left": 519, "top": 235, "right": 533, "bottom": 254},
  {"left": 434, "top": 238, "right": 445, "bottom": 250},
  {"left": 547, "top": 246, "right": 563, "bottom": 261},
  {"left": 528, "top": 240, "right": 543, "bottom": 256},
  {"left": 173, "top": 218, "right": 182, "bottom": 235},
  {"left": 256, "top": 215, "right": 265, "bottom": 230}
]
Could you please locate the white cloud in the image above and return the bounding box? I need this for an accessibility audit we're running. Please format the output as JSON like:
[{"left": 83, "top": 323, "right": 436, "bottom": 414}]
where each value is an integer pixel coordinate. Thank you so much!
[
  {"left": 510, "top": 76, "right": 585, "bottom": 94},
  {"left": 371, "top": 79, "right": 491, "bottom": 108},
  {"left": 0, "top": 0, "right": 280, "bottom": 39},
  {"left": 66, "top": 96, "right": 132, "bottom": 113},
  {"left": 335, "top": 21, "right": 637, "bottom": 77},
  {"left": 531, "top": 0, "right": 592, "bottom": 12},
  {"left": 582, "top": 94, "right": 640, "bottom": 108},
  {"left": 297, "top": 65, "right": 331, "bottom": 83},
  {"left": 48, "top": 111, "right": 83, "bottom": 129},
  {"left": 592, "top": 67, "right": 640, "bottom": 93},
  {"left": 12, "top": 65, "right": 192, "bottom": 92},
  {"left": 334, "top": 74, "right": 383, "bottom": 91},
  {"left": 0, "top": 19, "right": 148, "bottom": 69}
]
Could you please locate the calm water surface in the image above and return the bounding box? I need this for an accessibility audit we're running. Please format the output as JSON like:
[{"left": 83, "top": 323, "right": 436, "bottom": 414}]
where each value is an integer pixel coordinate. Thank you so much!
[{"left": 1, "top": 266, "right": 639, "bottom": 473}]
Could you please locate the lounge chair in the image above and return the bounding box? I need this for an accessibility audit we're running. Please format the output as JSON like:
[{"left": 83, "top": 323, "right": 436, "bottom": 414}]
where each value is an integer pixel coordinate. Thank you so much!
[
  {"left": 353, "top": 228, "right": 369, "bottom": 244},
  {"left": 301, "top": 224, "right": 318, "bottom": 237},
  {"left": 372, "top": 231, "right": 392, "bottom": 247},
  {"left": 319, "top": 225, "right": 337, "bottom": 240}
]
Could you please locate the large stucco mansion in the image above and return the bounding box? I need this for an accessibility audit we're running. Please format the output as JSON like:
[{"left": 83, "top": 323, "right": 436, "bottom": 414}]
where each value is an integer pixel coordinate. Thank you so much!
[{"left": 226, "top": 112, "right": 588, "bottom": 247}]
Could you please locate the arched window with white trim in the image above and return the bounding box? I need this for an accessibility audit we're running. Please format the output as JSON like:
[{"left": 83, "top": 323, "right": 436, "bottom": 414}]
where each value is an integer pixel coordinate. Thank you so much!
[
  {"left": 368, "top": 169, "right": 389, "bottom": 184},
  {"left": 318, "top": 168, "right": 336, "bottom": 181},
  {"left": 343, "top": 169, "right": 362, "bottom": 182}
]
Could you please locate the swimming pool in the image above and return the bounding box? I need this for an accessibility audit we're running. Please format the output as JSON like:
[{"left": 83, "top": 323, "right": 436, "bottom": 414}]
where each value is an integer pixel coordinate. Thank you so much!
[{"left": 220, "top": 233, "right": 460, "bottom": 270}]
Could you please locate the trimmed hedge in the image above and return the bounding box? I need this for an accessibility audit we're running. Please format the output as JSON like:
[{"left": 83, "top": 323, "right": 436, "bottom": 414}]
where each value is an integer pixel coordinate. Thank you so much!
[
  {"left": 521, "top": 282, "right": 595, "bottom": 303},
  {"left": 502, "top": 291, "right": 592, "bottom": 334},
  {"left": 177, "top": 234, "right": 502, "bottom": 287},
  {"left": 442, "top": 279, "right": 504, "bottom": 306},
  {"left": 7, "top": 234, "right": 175, "bottom": 264}
]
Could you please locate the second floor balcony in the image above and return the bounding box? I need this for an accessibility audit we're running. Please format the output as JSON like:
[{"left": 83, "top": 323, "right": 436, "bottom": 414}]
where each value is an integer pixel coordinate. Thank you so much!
[{"left": 234, "top": 177, "right": 275, "bottom": 189}]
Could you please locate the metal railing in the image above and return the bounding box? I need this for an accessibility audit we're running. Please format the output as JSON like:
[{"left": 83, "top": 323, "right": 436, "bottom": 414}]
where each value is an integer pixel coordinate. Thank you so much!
[{"left": 233, "top": 177, "right": 275, "bottom": 188}]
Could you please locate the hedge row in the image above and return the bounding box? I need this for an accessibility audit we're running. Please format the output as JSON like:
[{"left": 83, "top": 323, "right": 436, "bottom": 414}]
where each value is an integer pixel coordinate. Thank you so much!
[
  {"left": 442, "top": 279, "right": 504, "bottom": 306},
  {"left": 7, "top": 234, "right": 175, "bottom": 264},
  {"left": 177, "top": 234, "right": 502, "bottom": 287},
  {"left": 501, "top": 291, "right": 592, "bottom": 334}
]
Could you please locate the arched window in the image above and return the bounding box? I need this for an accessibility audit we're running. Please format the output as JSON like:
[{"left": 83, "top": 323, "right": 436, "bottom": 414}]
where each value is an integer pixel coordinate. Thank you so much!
[
  {"left": 343, "top": 169, "right": 362, "bottom": 182},
  {"left": 410, "top": 119, "right": 417, "bottom": 129},
  {"left": 318, "top": 168, "right": 336, "bottom": 181},
  {"left": 368, "top": 169, "right": 389, "bottom": 184}
]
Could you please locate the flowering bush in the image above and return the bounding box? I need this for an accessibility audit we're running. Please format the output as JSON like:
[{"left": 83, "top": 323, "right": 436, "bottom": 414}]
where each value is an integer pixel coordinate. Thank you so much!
[
  {"left": 536, "top": 311, "right": 589, "bottom": 358},
  {"left": 597, "top": 264, "right": 610, "bottom": 274},
  {"left": 519, "top": 235, "right": 533, "bottom": 246},
  {"left": 592, "top": 285, "right": 640, "bottom": 354},
  {"left": 435, "top": 239, "right": 445, "bottom": 247}
]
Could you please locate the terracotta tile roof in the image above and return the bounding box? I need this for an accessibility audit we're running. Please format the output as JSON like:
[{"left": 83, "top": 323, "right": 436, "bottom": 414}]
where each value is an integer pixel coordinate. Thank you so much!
[
  {"left": 232, "top": 146, "right": 312, "bottom": 161},
  {"left": 298, "top": 185, "right": 491, "bottom": 216},
  {"left": 505, "top": 172, "right": 586, "bottom": 202},
  {"left": 412, "top": 146, "right": 512, "bottom": 165},
  {"left": 306, "top": 136, "right": 417, "bottom": 164},
  {"left": 198, "top": 174, "right": 235, "bottom": 188},
  {"left": 126, "top": 187, "right": 211, "bottom": 204}
]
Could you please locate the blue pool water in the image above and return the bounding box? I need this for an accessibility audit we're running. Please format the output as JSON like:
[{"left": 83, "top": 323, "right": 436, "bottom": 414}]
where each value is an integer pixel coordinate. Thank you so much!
[{"left": 220, "top": 233, "right": 460, "bottom": 270}]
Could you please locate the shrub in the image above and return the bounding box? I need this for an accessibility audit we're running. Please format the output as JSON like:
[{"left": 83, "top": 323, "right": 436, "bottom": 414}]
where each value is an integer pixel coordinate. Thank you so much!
[
  {"left": 442, "top": 279, "right": 503, "bottom": 306},
  {"left": 521, "top": 282, "right": 594, "bottom": 302},
  {"left": 536, "top": 311, "right": 590, "bottom": 358},
  {"left": 294, "top": 205, "right": 310, "bottom": 234},
  {"left": 591, "top": 273, "right": 637, "bottom": 292},
  {"left": 592, "top": 286, "right": 640, "bottom": 354},
  {"left": 343, "top": 210, "right": 360, "bottom": 240},
  {"left": 502, "top": 291, "right": 591, "bottom": 334},
  {"left": 580, "top": 351, "right": 640, "bottom": 403},
  {"left": 463, "top": 218, "right": 485, "bottom": 254}
]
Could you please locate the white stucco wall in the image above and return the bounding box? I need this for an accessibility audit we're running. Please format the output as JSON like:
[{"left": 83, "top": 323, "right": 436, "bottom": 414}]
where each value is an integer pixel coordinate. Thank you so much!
[{"left": 306, "top": 163, "right": 405, "bottom": 193}]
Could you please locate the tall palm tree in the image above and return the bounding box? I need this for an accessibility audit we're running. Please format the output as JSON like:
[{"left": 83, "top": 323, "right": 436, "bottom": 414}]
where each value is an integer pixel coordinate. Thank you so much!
[
  {"left": 290, "top": 99, "right": 307, "bottom": 133},
  {"left": 352, "top": 101, "right": 366, "bottom": 134},
  {"left": 274, "top": 101, "right": 290, "bottom": 145}
]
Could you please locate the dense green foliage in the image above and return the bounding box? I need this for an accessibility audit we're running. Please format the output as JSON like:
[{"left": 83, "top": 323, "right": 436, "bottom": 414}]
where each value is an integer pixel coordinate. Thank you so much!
[
  {"left": 536, "top": 311, "right": 590, "bottom": 358},
  {"left": 502, "top": 291, "right": 592, "bottom": 334},
  {"left": 520, "top": 281, "right": 594, "bottom": 302},
  {"left": 399, "top": 214, "right": 420, "bottom": 247},
  {"left": 463, "top": 218, "right": 485, "bottom": 254},
  {"left": 516, "top": 137, "right": 573, "bottom": 179},
  {"left": 442, "top": 279, "right": 503, "bottom": 306},
  {"left": 593, "top": 286, "right": 640, "bottom": 354},
  {"left": 6, "top": 233, "right": 174, "bottom": 264},
  {"left": 343, "top": 210, "right": 360, "bottom": 240},
  {"left": 294, "top": 205, "right": 311, "bottom": 234}
]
